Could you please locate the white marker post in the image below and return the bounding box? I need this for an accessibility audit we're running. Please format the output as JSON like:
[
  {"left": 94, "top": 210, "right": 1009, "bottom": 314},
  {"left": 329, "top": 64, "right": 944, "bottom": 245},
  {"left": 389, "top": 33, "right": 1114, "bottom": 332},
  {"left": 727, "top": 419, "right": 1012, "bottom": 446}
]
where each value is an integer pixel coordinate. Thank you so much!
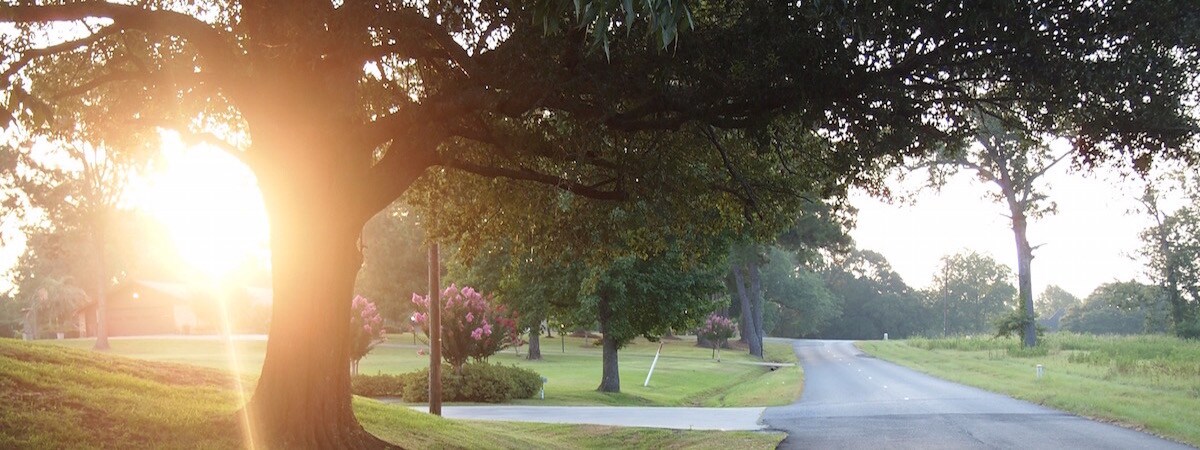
[
  {"left": 1036, "top": 364, "right": 1044, "bottom": 379},
  {"left": 644, "top": 341, "right": 665, "bottom": 387}
]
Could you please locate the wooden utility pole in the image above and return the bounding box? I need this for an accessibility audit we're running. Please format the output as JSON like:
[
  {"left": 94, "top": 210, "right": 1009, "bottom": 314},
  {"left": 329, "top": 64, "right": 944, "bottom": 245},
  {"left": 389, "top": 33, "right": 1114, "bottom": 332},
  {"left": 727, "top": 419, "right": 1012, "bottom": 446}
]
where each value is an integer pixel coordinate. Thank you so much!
[{"left": 428, "top": 243, "right": 442, "bottom": 416}]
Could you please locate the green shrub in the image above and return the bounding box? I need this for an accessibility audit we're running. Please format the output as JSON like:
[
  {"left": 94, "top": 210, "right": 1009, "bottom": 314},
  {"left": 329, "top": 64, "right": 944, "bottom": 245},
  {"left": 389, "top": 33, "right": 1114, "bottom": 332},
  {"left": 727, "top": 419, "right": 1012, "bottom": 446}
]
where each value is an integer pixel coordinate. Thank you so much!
[
  {"left": 351, "top": 373, "right": 405, "bottom": 397},
  {"left": 400, "top": 363, "right": 543, "bottom": 403}
]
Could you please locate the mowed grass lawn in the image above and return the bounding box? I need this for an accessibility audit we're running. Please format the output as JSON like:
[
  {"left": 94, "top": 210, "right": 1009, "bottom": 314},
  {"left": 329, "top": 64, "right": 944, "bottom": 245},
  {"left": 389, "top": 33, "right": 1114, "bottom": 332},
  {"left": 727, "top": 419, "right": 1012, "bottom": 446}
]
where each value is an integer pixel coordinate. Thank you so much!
[
  {"left": 859, "top": 333, "right": 1200, "bottom": 447},
  {"left": 0, "top": 339, "right": 786, "bottom": 449},
  {"left": 50, "top": 333, "right": 802, "bottom": 407}
]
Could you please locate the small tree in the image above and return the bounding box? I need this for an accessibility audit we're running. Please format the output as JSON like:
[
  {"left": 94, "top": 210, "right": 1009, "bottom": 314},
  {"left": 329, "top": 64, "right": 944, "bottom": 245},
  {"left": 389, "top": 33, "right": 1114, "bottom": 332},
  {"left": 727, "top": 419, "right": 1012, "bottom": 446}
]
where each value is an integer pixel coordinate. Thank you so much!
[
  {"left": 349, "top": 295, "right": 385, "bottom": 376},
  {"left": 412, "top": 285, "right": 519, "bottom": 373},
  {"left": 698, "top": 314, "right": 737, "bottom": 361}
]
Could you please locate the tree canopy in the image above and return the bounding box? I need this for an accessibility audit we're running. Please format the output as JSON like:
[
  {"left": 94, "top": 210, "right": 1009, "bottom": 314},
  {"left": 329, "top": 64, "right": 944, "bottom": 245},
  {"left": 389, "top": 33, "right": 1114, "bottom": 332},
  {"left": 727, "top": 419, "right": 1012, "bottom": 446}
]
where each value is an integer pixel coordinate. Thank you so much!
[
  {"left": 4, "top": 0, "right": 1199, "bottom": 446},
  {"left": 926, "top": 251, "right": 1017, "bottom": 336}
]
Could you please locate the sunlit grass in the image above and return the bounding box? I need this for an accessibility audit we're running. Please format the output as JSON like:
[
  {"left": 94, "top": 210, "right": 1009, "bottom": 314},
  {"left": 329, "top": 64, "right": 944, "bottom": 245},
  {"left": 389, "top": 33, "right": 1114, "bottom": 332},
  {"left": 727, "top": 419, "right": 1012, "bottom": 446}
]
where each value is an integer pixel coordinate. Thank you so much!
[
  {"left": 859, "top": 333, "right": 1200, "bottom": 447},
  {"left": 0, "top": 339, "right": 785, "bottom": 449},
  {"left": 50, "top": 334, "right": 801, "bottom": 407}
]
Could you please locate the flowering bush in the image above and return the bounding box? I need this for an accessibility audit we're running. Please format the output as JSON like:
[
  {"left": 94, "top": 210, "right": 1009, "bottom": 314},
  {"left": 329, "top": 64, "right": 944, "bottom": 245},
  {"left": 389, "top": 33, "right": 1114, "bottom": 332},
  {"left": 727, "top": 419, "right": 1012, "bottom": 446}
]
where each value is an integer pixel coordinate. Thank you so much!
[
  {"left": 698, "top": 314, "right": 737, "bottom": 360},
  {"left": 412, "top": 284, "right": 520, "bottom": 371},
  {"left": 350, "top": 295, "right": 386, "bottom": 375}
]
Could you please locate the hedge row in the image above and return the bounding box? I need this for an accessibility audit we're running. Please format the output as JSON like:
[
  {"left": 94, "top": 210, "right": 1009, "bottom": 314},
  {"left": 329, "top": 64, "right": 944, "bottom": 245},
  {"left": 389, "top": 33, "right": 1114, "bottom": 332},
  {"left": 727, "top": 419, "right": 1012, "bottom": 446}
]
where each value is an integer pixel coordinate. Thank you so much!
[{"left": 351, "top": 363, "right": 543, "bottom": 403}]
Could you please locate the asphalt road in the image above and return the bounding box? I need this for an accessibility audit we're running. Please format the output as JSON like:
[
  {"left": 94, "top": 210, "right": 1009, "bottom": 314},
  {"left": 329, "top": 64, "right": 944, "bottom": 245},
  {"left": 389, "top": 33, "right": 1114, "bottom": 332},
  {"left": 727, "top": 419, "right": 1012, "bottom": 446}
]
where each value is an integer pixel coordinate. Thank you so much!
[{"left": 761, "top": 339, "right": 1194, "bottom": 450}]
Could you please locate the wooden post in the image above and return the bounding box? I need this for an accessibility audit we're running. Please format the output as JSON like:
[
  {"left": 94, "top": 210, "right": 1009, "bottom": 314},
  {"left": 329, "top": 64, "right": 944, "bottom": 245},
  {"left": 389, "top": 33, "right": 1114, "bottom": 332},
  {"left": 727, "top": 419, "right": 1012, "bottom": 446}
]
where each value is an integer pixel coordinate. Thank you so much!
[{"left": 428, "top": 243, "right": 442, "bottom": 416}]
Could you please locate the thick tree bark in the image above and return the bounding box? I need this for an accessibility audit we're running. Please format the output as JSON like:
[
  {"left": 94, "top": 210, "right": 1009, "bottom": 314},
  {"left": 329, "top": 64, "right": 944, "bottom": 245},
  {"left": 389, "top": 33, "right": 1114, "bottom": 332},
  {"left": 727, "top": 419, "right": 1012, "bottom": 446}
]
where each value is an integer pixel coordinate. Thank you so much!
[
  {"left": 596, "top": 293, "right": 620, "bottom": 393},
  {"left": 527, "top": 329, "right": 542, "bottom": 360},
  {"left": 244, "top": 190, "right": 390, "bottom": 448},
  {"left": 746, "top": 261, "right": 766, "bottom": 351},
  {"left": 239, "top": 112, "right": 399, "bottom": 447},
  {"left": 1013, "top": 212, "right": 1037, "bottom": 347},
  {"left": 732, "top": 264, "right": 763, "bottom": 358}
]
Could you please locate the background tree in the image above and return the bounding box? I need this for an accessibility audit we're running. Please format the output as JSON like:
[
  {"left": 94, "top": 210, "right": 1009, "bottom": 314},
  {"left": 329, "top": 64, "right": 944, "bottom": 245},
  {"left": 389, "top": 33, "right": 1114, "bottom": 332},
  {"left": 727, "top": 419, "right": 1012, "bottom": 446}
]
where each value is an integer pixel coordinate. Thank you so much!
[
  {"left": 1035, "top": 285, "right": 1082, "bottom": 331},
  {"left": 5, "top": 1, "right": 1198, "bottom": 445},
  {"left": 580, "top": 247, "right": 724, "bottom": 393},
  {"left": 354, "top": 201, "right": 429, "bottom": 330},
  {"left": 2, "top": 137, "right": 147, "bottom": 350},
  {"left": 926, "top": 251, "right": 1018, "bottom": 336},
  {"left": 1140, "top": 173, "right": 1200, "bottom": 338},
  {"left": 730, "top": 199, "right": 853, "bottom": 355},
  {"left": 450, "top": 240, "right": 586, "bottom": 361},
  {"left": 760, "top": 247, "right": 840, "bottom": 338},
  {"left": 1061, "top": 281, "right": 1170, "bottom": 335},
  {"left": 819, "top": 249, "right": 932, "bottom": 339}
]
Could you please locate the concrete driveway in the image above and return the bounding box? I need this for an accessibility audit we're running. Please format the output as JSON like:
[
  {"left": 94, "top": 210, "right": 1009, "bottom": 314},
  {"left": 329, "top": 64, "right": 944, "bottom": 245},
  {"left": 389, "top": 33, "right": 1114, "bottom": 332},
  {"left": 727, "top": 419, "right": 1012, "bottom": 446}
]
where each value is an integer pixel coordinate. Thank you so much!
[{"left": 391, "top": 404, "right": 766, "bottom": 431}]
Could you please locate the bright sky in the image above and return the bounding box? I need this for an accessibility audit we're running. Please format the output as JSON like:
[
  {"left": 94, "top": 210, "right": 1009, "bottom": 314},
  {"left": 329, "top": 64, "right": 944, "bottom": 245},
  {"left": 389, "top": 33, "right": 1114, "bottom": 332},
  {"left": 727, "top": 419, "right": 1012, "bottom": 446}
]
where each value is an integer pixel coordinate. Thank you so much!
[
  {"left": 850, "top": 163, "right": 1154, "bottom": 300},
  {"left": 124, "top": 132, "right": 270, "bottom": 280},
  {"left": 1, "top": 133, "right": 269, "bottom": 294}
]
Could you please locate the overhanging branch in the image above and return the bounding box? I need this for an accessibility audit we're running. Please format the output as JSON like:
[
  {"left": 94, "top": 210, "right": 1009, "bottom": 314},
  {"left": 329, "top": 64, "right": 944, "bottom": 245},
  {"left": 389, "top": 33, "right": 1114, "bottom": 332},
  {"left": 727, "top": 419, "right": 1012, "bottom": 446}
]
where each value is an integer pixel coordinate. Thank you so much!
[
  {"left": 3, "top": 2, "right": 237, "bottom": 78},
  {"left": 442, "top": 158, "right": 628, "bottom": 201}
]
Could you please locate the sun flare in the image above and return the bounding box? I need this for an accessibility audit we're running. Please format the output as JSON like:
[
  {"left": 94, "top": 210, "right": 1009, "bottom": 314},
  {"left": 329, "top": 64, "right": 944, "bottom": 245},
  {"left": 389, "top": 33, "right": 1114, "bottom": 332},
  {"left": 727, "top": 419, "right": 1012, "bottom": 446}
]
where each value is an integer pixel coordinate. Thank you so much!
[{"left": 128, "top": 131, "right": 270, "bottom": 280}]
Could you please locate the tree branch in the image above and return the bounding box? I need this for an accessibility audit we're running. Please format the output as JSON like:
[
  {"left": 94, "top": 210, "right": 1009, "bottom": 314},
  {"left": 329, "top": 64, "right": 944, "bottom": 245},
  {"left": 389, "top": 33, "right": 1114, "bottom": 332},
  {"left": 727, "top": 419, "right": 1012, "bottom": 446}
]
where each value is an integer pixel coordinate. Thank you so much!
[
  {"left": 1, "top": 25, "right": 121, "bottom": 89},
  {"left": 441, "top": 158, "right": 629, "bottom": 201},
  {"left": 3, "top": 2, "right": 237, "bottom": 76},
  {"left": 700, "top": 125, "right": 759, "bottom": 211}
]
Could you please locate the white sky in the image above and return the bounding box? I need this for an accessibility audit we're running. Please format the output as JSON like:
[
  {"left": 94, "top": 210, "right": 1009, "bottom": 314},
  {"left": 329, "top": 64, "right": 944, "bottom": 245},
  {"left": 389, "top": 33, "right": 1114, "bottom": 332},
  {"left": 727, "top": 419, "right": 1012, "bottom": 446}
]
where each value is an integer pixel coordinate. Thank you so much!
[{"left": 849, "top": 164, "right": 1155, "bottom": 299}]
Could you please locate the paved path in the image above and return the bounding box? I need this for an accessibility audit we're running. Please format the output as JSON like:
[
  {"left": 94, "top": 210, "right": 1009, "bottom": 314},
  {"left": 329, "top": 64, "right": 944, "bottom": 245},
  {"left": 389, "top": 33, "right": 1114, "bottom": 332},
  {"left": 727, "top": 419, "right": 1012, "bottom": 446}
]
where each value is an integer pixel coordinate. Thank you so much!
[
  {"left": 762, "top": 339, "right": 1195, "bottom": 449},
  {"left": 396, "top": 405, "right": 764, "bottom": 431}
]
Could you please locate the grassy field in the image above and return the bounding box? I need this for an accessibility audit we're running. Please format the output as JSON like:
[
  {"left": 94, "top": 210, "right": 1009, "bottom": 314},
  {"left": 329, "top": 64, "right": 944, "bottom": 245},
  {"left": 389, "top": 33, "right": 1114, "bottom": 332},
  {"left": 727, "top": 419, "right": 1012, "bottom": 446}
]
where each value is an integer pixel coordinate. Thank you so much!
[
  {"left": 49, "top": 333, "right": 802, "bottom": 407},
  {"left": 2, "top": 338, "right": 786, "bottom": 449},
  {"left": 859, "top": 333, "right": 1200, "bottom": 447}
]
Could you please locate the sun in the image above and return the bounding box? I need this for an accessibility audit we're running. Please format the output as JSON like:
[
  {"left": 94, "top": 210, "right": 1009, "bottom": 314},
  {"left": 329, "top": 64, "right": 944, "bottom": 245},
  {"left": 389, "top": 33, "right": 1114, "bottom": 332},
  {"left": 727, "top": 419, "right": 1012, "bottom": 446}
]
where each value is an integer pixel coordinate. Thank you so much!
[{"left": 127, "top": 131, "right": 270, "bottom": 280}]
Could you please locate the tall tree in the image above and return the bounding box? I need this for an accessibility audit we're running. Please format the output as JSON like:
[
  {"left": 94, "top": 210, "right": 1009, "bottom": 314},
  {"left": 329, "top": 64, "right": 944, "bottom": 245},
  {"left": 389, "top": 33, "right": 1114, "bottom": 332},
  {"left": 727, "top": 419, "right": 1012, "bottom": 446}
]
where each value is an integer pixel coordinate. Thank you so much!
[
  {"left": 1140, "top": 174, "right": 1200, "bottom": 337},
  {"left": 5, "top": 1, "right": 1198, "bottom": 445},
  {"left": 919, "top": 109, "right": 1074, "bottom": 347}
]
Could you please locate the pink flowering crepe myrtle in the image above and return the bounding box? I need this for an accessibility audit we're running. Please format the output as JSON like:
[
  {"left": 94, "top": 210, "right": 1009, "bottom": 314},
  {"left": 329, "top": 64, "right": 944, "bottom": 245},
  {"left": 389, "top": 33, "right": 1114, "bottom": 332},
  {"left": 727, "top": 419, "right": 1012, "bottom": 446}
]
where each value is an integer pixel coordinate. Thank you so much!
[
  {"left": 412, "top": 284, "right": 521, "bottom": 372},
  {"left": 698, "top": 314, "right": 737, "bottom": 361},
  {"left": 350, "top": 295, "right": 386, "bottom": 375}
]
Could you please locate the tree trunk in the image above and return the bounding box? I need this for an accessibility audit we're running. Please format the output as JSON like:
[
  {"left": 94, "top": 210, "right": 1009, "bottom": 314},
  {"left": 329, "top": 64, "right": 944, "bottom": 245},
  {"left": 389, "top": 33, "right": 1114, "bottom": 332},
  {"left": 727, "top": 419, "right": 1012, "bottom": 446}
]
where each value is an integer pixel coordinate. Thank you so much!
[
  {"left": 1011, "top": 209, "right": 1038, "bottom": 347},
  {"left": 243, "top": 156, "right": 391, "bottom": 448},
  {"left": 746, "top": 261, "right": 766, "bottom": 352},
  {"left": 732, "top": 264, "right": 763, "bottom": 358},
  {"left": 596, "top": 293, "right": 620, "bottom": 393},
  {"left": 91, "top": 215, "right": 110, "bottom": 351},
  {"left": 527, "top": 329, "right": 542, "bottom": 360}
]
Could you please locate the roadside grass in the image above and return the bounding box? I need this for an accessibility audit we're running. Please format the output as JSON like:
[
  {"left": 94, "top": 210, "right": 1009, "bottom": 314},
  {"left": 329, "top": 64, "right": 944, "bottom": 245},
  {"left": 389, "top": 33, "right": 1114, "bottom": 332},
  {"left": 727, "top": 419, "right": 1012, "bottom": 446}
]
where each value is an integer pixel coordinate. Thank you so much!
[
  {"left": 858, "top": 333, "right": 1200, "bottom": 447},
  {"left": 2, "top": 338, "right": 788, "bottom": 449},
  {"left": 357, "top": 398, "right": 783, "bottom": 449},
  {"left": 50, "top": 334, "right": 802, "bottom": 407}
]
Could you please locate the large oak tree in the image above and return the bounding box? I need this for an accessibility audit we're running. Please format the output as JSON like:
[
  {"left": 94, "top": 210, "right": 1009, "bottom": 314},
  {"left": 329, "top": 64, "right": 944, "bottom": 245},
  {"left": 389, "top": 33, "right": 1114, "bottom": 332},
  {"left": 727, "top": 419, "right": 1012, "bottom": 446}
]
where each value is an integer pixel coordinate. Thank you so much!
[{"left": 3, "top": 1, "right": 1198, "bottom": 447}]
